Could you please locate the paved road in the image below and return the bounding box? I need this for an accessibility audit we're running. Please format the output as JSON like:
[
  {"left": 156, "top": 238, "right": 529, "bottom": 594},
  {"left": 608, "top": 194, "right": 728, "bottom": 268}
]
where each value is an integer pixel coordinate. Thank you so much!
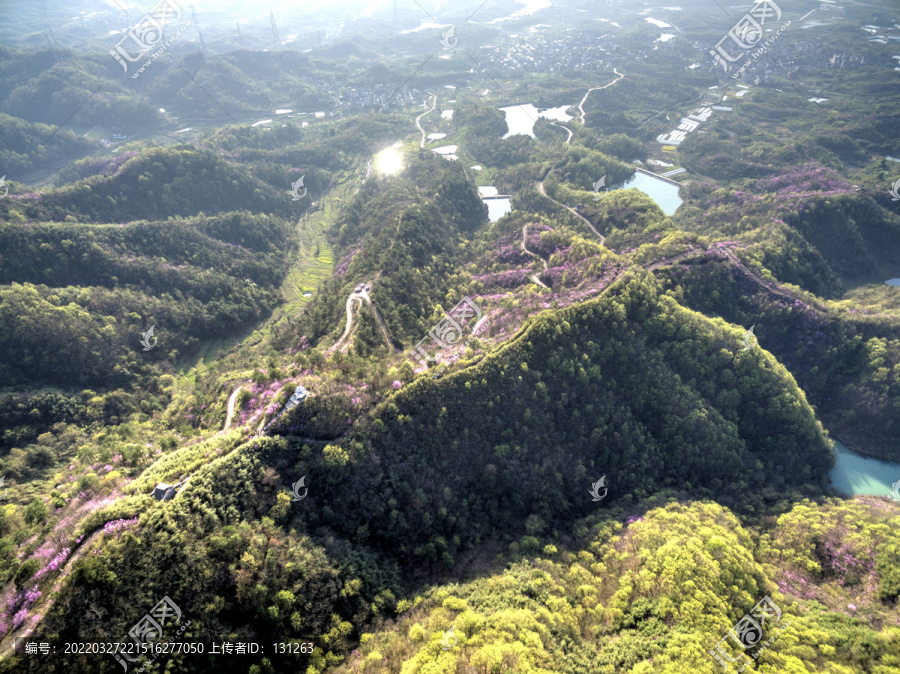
[
  {"left": 331, "top": 293, "right": 365, "bottom": 354},
  {"left": 416, "top": 94, "right": 437, "bottom": 149},
  {"left": 550, "top": 122, "right": 573, "bottom": 144},
  {"left": 576, "top": 68, "right": 624, "bottom": 125},
  {"left": 329, "top": 288, "right": 398, "bottom": 354}
]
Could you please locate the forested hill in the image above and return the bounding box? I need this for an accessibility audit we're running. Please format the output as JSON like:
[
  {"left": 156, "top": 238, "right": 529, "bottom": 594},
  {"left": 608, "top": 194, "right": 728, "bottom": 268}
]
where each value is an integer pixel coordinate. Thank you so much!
[
  {"left": 282, "top": 272, "right": 833, "bottom": 558},
  {"left": 7, "top": 269, "right": 839, "bottom": 674}
]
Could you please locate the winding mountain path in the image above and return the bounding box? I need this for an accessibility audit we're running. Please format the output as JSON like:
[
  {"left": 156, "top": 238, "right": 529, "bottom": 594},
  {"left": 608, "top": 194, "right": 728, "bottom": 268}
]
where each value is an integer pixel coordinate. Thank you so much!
[
  {"left": 416, "top": 94, "right": 437, "bottom": 149},
  {"left": 329, "top": 288, "right": 398, "bottom": 354},
  {"left": 576, "top": 68, "right": 624, "bottom": 125},
  {"left": 537, "top": 180, "right": 606, "bottom": 245},
  {"left": 223, "top": 383, "right": 247, "bottom": 430},
  {"left": 549, "top": 122, "right": 573, "bottom": 144},
  {"left": 520, "top": 224, "right": 549, "bottom": 288},
  {"left": 330, "top": 293, "right": 365, "bottom": 354}
]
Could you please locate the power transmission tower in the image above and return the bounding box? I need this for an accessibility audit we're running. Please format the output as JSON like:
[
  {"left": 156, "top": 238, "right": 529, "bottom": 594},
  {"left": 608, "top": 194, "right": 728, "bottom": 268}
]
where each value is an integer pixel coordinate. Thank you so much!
[
  {"left": 191, "top": 6, "right": 207, "bottom": 53},
  {"left": 45, "top": 29, "right": 65, "bottom": 64},
  {"left": 270, "top": 10, "right": 280, "bottom": 49}
]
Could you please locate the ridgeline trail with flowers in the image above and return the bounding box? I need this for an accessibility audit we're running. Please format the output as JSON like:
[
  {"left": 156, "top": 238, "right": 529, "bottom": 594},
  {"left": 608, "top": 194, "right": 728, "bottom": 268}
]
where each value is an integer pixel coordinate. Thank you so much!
[
  {"left": 645, "top": 243, "right": 828, "bottom": 316},
  {"left": 520, "top": 223, "right": 549, "bottom": 288}
]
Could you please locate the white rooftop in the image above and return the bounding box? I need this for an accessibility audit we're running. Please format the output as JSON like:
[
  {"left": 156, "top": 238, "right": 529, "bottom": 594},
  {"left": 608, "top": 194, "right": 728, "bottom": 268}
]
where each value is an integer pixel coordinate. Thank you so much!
[{"left": 431, "top": 145, "right": 458, "bottom": 155}]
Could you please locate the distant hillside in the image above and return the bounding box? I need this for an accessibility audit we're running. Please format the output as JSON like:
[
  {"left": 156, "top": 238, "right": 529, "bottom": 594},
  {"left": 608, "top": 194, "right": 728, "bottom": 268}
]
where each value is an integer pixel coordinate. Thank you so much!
[
  {"left": 0, "top": 113, "right": 94, "bottom": 176},
  {"left": 0, "top": 211, "right": 297, "bottom": 390}
]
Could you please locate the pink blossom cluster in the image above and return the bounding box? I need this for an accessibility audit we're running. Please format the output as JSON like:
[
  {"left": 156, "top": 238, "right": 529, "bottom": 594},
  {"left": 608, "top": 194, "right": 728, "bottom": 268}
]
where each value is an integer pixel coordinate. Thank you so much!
[
  {"left": 525, "top": 226, "right": 559, "bottom": 257},
  {"left": 70, "top": 150, "right": 139, "bottom": 180},
  {"left": 2, "top": 584, "right": 43, "bottom": 632},
  {"left": 336, "top": 246, "right": 362, "bottom": 276},
  {"left": 483, "top": 240, "right": 531, "bottom": 266},
  {"left": 12, "top": 608, "right": 28, "bottom": 630},
  {"left": 759, "top": 163, "right": 853, "bottom": 196},
  {"left": 473, "top": 268, "right": 530, "bottom": 289},
  {"left": 541, "top": 258, "right": 589, "bottom": 288},
  {"left": 103, "top": 517, "right": 139, "bottom": 536},
  {"left": 33, "top": 548, "right": 71, "bottom": 582},
  {"left": 239, "top": 380, "right": 284, "bottom": 425}
]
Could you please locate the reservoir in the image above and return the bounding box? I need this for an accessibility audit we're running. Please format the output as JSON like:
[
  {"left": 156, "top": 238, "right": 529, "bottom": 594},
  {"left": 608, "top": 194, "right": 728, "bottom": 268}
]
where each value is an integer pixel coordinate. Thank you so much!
[
  {"left": 830, "top": 438, "right": 900, "bottom": 498},
  {"left": 619, "top": 170, "right": 683, "bottom": 216},
  {"left": 500, "top": 104, "right": 573, "bottom": 138}
]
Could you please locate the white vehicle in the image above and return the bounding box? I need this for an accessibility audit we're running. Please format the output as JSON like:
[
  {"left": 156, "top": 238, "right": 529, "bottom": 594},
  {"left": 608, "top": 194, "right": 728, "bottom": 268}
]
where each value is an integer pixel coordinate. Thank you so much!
[{"left": 365, "top": 285, "right": 370, "bottom": 292}]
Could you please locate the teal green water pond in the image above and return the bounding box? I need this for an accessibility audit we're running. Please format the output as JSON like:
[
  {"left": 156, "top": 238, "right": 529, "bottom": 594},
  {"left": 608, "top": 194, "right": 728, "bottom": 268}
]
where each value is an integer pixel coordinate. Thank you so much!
[{"left": 830, "top": 438, "right": 900, "bottom": 498}]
